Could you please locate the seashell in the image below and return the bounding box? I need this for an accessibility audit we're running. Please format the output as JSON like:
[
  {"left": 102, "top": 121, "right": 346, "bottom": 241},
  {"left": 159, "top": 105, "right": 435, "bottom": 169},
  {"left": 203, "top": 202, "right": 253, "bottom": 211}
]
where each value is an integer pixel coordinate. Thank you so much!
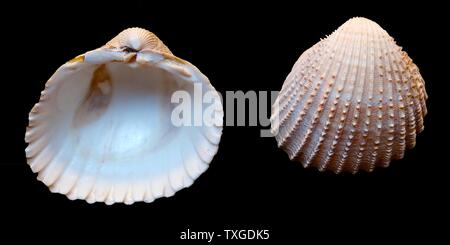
[
  {"left": 25, "top": 28, "right": 223, "bottom": 204},
  {"left": 271, "top": 17, "right": 427, "bottom": 173}
]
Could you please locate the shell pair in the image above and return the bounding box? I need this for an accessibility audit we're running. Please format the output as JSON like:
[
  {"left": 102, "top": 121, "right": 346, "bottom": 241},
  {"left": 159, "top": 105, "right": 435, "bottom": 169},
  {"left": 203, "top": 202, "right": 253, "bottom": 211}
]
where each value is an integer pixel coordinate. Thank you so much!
[{"left": 26, "top": 17, "right": 427, "bottom": 204}]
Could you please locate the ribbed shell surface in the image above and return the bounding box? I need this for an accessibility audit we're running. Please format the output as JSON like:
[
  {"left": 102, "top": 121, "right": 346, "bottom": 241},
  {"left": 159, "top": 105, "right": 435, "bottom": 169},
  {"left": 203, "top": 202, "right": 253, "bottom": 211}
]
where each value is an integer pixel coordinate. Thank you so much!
[{"left": 271, "top": 17, "right": 427, "bottom": 173}]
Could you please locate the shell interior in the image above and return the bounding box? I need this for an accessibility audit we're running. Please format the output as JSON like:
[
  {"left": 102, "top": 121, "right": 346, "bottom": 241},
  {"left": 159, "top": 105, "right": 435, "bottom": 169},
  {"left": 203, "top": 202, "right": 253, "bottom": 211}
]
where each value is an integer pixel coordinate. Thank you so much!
[{"left": 26, "top": 28, "right": 223, "bottom": 204}]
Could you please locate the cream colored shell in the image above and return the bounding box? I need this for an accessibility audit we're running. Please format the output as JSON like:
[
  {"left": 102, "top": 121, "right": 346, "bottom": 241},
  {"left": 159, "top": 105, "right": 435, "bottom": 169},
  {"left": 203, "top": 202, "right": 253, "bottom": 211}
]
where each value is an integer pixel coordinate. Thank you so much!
[
  {"left": 26, "top": 28, "right": 223, "bottom": 204},
  {"left": 271, "top": 17, "right": 427, "bottom": 173}
]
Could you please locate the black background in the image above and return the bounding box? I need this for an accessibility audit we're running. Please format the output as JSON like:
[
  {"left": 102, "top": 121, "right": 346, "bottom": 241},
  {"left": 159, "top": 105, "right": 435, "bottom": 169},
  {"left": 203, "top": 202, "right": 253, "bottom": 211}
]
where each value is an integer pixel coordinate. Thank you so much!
[{"left": 2, "top": 1, "right": 448, "bottom": 243}]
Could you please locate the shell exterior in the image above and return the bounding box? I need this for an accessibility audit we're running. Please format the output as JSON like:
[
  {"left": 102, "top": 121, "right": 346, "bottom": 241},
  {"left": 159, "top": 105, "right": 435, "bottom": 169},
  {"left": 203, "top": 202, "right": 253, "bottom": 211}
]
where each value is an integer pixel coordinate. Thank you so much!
[
  {"left": 25, "top": 28, "right": 223, "bottom": 204},
  {"left": 104, "top": 27, "right": 173, "bottom": 55},
  {"left": 271, "top": 17, "right": 427, "bottom": 173}
]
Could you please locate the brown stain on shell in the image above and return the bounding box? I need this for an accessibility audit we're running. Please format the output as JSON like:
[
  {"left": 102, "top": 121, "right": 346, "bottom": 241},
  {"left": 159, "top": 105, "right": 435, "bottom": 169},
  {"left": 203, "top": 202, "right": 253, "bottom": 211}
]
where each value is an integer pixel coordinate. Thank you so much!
[
  {"left": 67, "top": 55, "right": 85, "bottom": 63},
  {"left": 72, "top": 64, "right": 112, "bottom": 129}
]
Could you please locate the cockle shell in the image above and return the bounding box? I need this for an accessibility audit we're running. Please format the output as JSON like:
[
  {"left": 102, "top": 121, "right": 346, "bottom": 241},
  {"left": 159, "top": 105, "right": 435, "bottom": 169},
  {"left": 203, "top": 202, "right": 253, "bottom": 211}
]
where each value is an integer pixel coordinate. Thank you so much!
[
  {"left": 25, "top": 28, "right": 223, "bottom": 204},
  {"left": 271, "top": 17, "right": 427, "bottom": 173}
]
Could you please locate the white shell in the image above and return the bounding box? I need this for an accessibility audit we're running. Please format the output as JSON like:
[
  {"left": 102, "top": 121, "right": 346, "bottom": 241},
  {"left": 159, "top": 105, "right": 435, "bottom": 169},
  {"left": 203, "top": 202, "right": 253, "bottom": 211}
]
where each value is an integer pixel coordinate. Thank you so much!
[
  {"left": 271, "top": 17, "right": 427, "bottom": 173},
  {"left": 25, "top": 28, "right": 223, "bottom": 204}
]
